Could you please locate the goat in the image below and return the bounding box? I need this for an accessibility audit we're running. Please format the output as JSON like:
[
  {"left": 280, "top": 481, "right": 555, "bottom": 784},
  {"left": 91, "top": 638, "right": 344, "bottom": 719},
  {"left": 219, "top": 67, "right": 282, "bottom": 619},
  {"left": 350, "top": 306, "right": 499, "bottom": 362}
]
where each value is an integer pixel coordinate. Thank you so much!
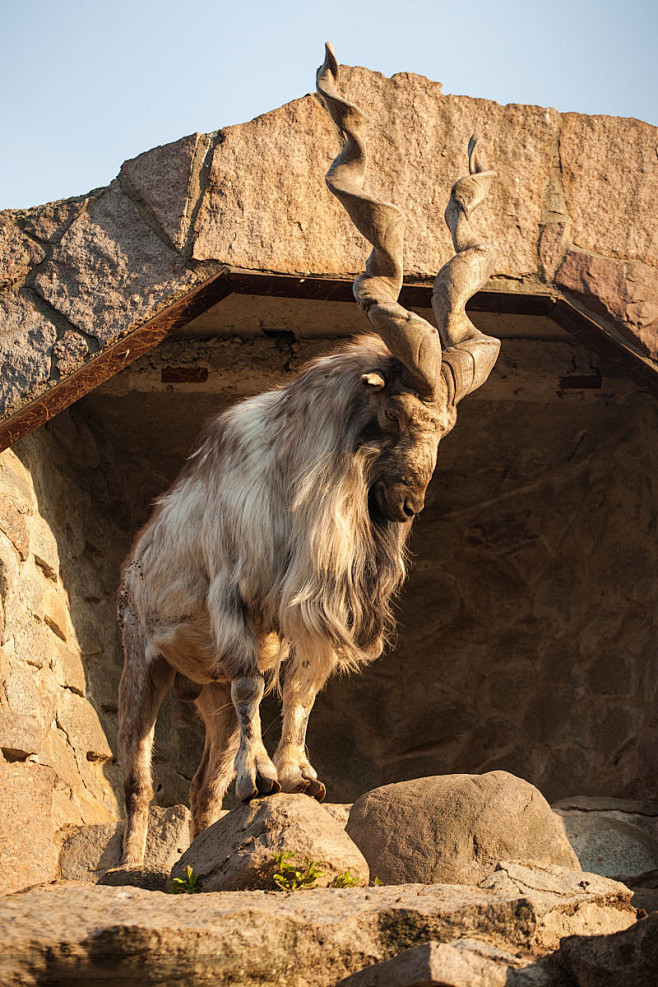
[{"left": 117, "top": 43, "right": 501, "bottom": 866}]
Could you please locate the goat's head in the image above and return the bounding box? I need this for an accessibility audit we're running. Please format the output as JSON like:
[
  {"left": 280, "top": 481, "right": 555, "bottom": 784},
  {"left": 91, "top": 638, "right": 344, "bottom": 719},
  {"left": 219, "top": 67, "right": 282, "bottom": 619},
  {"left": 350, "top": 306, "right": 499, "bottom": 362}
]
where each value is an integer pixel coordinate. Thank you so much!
[
  {"left": 355, "top": 355, "right": 449, "bottom": 523},
  {"left": 317, "top": 42, "right": 502, "bottom": 523}
]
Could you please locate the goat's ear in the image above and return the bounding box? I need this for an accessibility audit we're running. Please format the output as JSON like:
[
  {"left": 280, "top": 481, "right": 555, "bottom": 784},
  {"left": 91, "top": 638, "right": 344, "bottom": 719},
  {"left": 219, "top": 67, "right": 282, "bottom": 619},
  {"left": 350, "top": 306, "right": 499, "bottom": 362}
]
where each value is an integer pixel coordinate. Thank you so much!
[{"left": 361, "top": 372, "right": 386, "bottom": 390}]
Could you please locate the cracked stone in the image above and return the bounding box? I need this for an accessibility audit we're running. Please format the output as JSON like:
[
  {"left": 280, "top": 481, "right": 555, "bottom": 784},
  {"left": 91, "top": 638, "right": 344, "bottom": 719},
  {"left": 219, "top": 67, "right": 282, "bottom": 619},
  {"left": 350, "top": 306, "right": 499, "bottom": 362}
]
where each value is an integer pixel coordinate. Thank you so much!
[
  {"left": 0, "top": 215, "right": 46, "bottom": 291},
  {"left": 33, "top": 181, "right": 195, "bottom": 348},
  {"left": 0, "top": 291, "right": 57, "bottom": 421},
  {"left": 121, "top": 134, "right": 200, "bottom": 251}
]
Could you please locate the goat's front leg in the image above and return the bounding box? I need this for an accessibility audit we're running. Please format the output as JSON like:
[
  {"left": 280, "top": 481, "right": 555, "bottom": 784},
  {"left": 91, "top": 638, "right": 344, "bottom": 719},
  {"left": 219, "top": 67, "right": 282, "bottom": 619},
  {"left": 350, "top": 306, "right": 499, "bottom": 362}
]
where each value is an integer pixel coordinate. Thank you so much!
[
  {"left": 231, "top": 673, "right": 280, "bottom": 801},
  {"left": 274, "top": 659, "right": 332, "bottom": 801}
]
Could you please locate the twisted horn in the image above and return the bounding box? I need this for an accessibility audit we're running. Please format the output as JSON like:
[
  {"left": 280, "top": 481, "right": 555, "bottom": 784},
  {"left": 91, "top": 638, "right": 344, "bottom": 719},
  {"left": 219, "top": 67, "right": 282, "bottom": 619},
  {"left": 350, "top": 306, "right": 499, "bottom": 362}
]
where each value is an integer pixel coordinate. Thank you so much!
[
  {"left": 433, "top": 136, "right": 501, "bottom": 403},
  {"left": 316, "top": 42, "right": 443, "bottom": 401},
  {"left": 316, "top": 43, "right": 501, "bottom": 407}
]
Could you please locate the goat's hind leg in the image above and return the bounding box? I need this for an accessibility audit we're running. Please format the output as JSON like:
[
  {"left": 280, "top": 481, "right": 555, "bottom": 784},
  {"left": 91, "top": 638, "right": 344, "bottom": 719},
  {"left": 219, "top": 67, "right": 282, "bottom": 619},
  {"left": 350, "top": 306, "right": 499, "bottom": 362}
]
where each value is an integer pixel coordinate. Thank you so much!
[
  {"left": 118, "top": 634, "right": 173, "bottom": 867},
  {"left": 190, "top": 681, "right": 240, "bottom": 838}
]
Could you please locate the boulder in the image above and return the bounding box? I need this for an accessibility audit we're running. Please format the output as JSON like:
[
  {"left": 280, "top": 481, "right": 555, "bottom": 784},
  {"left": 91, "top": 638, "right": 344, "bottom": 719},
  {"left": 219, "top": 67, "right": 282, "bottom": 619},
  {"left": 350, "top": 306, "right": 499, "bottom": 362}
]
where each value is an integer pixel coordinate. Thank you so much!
[
  {"left": 170, "top": 793, "right": 369, "bottom": 891},
  {"left": 0, "top": 871, "right": 634, "bottom": 986},
  {"left": 346, "top": 772, "right": 580, "bottom": 885},
  {"left": 63, "top": 804, "right": 192, "bottom": 887}
]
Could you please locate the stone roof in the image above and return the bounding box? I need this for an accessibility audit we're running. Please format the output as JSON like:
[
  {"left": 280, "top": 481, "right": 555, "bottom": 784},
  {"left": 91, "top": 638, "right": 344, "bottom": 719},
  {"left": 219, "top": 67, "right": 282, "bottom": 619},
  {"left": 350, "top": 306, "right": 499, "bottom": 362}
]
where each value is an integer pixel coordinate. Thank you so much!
[{"left": 1, "top": 63, "right": 657, "bottom": 449}]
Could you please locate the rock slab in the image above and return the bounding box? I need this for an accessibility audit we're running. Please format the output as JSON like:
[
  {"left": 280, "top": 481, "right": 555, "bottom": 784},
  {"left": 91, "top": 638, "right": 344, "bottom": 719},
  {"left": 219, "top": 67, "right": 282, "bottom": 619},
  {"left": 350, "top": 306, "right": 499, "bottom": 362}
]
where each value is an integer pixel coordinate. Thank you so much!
[
  {"left": 0, "top": 868, "right": 634, "bottom": 986},
  {"left": 170, "top": 792, "right": 369, "bottom": 891},
  {"left": 346, "top": 772, "right": 580, "bottom": 885}
]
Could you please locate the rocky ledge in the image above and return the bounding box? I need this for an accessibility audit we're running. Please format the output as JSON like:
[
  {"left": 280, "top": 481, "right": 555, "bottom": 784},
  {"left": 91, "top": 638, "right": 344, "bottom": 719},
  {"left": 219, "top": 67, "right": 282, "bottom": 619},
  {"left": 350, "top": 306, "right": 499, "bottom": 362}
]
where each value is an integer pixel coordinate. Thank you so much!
[{"left": 0, "top": 863, "right": 637, "bottom": 986}]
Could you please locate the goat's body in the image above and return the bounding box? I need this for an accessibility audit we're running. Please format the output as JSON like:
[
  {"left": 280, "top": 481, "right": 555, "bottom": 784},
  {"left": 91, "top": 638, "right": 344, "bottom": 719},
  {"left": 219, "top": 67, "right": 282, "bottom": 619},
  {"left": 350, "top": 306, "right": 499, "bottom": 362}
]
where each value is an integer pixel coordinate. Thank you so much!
[{"left": 118, "top": 337, "right": 418, "bottom": 862}]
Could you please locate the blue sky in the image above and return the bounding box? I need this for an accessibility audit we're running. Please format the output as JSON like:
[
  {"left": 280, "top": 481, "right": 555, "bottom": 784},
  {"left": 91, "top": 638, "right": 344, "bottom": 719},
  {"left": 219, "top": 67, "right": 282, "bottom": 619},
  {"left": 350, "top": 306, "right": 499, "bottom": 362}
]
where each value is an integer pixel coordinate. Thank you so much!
[{"left": 1, "top": 0, "right": 657, "bottom": 210}]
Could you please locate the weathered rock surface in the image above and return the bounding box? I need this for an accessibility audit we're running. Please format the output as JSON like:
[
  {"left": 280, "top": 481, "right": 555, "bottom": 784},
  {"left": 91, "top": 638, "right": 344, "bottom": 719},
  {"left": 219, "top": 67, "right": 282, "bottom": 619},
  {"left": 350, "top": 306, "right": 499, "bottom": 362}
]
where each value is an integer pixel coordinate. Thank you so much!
[
  {"left": 193, "top": 68, "right": 559, "bottom": 280},
  {"left": 560, "top": 911, "right": 658, "bottom": 987},
  {"left": 553, "top": 796, "right": 658, "bottom": 882},
  {"left": 121, "top": 133, "right": 202, "bottom": 251},
  {"left": 0, "top": 756, "right": 59, "bottom": 893},
  {"left": 0, "top": 291, "right": 57, "bottom": 420},
  {"left": 338, "top": 938, "right": 563, "bottom": 987},
  {"left": 559, "top": 113, "right": 658, "bottom": 269},
  {"left": 171, "top": 793, "right": 369, "bottom": 891},
  {"left": 0, "top": 216, "right": 45, "bottom": 291},
  {"left": 556, "top": 250, "right": 658, "bottom": 360},
  {"left": 0, "top": 867, "right": 635, "bottom": 986},
  {"left": 33, "top": 181, "right": 195, "bottom": 347},
  {"left": 61, "top": 804, "right": 192, "bottom": 885},
  {"left": 346, "top": 772, "right": 580, "bottom": 885}
]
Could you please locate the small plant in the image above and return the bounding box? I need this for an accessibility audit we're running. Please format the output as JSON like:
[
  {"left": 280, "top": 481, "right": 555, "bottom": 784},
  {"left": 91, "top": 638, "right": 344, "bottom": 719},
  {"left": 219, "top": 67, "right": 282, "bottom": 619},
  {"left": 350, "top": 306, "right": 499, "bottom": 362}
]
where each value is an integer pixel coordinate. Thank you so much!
[
  {"left": 329, "top": 869, "right": 359, "bottom": 888},
  {"left": 372, "top": 876, "right": 383, "bottom": 886},
  {"left": 169, "top": 865, "right": 200, "bottom": 894},
  {"left": 272, "top": 851, "right": 324, "bottom": 891}
]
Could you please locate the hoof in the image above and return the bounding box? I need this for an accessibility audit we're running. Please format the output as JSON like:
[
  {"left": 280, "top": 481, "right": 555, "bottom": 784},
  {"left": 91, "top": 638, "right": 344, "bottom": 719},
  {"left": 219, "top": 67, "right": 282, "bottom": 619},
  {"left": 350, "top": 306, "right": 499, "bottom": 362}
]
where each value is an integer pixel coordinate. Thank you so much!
[
  {"left": 239, "top": 772, "right": 281, "bottom": 803},
  {"left": 306, "top": 778, "right": 326, "bottom": 802}
]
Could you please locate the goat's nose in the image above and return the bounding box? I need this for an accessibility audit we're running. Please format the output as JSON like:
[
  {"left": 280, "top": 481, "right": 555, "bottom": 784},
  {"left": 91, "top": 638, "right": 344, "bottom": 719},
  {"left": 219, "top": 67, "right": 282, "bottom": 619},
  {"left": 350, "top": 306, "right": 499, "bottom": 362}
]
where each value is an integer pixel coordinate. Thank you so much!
[{"left": 403, "top": 491, "right": 425, "bottom": 517}]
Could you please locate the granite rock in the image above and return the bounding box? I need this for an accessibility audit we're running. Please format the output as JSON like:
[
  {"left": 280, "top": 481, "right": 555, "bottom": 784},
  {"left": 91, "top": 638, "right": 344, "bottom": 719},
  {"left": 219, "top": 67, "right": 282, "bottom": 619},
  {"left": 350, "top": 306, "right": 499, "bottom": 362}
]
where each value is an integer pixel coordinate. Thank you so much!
[
  {"left": 0, "top": 872, "right": 634, "bottom": 986},
  {"left": 33, "top": 182, "right": 195, "bottom": 347},
  {"left": 560, "top": 912, "right": 658, "bottom": 987},
  {"left": 0, "top": 291, "right": 57, "bottom": 421},
  {"left": 121, "top": 134, "right": 201, "bottom": 250},
  {"left": 0, "top": 758, "right": 58, "bottom": 893},
  {"left": 559, "top": 112, "right": 658, "bottom": 268},
  {"left": 556, "top": 250, "right": 658, "bottom": 361},
  {"left": 194, "top": 66, "right": 559, "bottom": 279},
  {"left": 0, "top": 216, "right": 45, "bottom": 291},
  {"left": 170, "top": 793, "right": 369, "bottom": 891},
  {"left": 346, "top": 772, "right": 580, "bottom": 885}
]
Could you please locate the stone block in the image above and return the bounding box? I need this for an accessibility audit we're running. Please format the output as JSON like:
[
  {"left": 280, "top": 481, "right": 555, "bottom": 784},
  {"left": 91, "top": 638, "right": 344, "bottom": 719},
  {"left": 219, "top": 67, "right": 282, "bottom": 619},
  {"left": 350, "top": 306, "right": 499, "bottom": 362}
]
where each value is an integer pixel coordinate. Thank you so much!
[
  {"left": 34, "top": 181, "right": 196, "bottom": 348},
  {"left": 29, "top": 514, "right": 60, "bottom": 579},
  {"left": 194, "top": 66, "right": 559, "bottom": 279},
  {"left": 21, "top": 196, "right": 86, "bottom": 242},
  {"left": 56, "top": 690, "right": 113, "bottom": 761},
  {"left": 51, "top": 638, "right": 86, "bottom": 695},
  {"left": 121, "top": 134, "right": 200, "bottom": 250},
  {"left": 339, "top": 939, "right": 525, "bottom": 987},
  {"left": 10, "top": 617, "right": 57, "bottom": 669},
  {"left": 170, "top": 793, "right": 369, "bottom": 891},
  {"left": 0, "top": 492, "right": 29, "bottom": 560},
  {"left": 556, "top": 250, "right": 658, "bottom": 362},
  {"left": 3, "top": 661, "right": 42, "bottom": 718},
  {"left": 0, "top": 291, "right": 57, "bottom": 421},
  {"left": 43, "top": 584, "right": 69, "bottom": 640},
  {"left": 346, "top": 772, "right": 580, "bottom": 886},
  {"left": 560, "top": 911, "right": 658, "bottom": 987},
  {"left": 0, "top": 759, "right": 58, "bottom": 893},
  {"left": 560, "top": 112, "right": 658, "bottom": 268},
  {"left": 73, "top": 804, "right": 192, "bottom": 887},
  {"left": 0, "top": 708, "right": 43, "bottom": 759},
  {"left": 0, "top": 214, "right": 46, "bottom": 291}
]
